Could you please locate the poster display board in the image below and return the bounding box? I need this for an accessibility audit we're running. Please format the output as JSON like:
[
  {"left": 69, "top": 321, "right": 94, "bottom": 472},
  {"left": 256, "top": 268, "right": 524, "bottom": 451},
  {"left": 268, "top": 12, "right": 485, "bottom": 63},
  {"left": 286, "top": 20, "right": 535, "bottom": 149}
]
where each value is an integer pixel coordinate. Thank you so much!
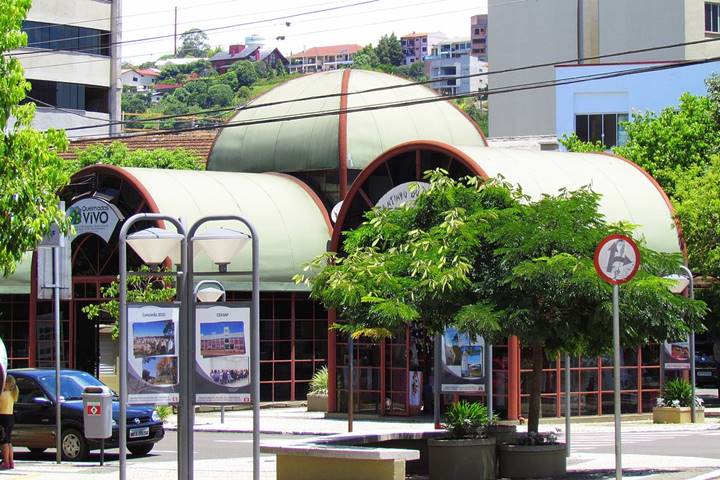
[
  {"left": 663, "top": 340, "right": 691, "bottom": 370},
  {"left": 194, "top": 303, "right": 251, "bottom": 404},
  {"left": 441, "top": 327, "right": 485, "bottom": 393},
  {"left": 127, "top": 303, "right": 180, "bottom": 404}
]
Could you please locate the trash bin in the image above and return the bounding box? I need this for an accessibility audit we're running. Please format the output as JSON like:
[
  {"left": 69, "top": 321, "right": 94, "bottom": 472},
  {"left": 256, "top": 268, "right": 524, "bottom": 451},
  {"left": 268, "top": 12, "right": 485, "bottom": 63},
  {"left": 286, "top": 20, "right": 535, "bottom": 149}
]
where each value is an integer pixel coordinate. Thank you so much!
[{"left": 82, "top": 385, "right": 113, "bottom": 440}]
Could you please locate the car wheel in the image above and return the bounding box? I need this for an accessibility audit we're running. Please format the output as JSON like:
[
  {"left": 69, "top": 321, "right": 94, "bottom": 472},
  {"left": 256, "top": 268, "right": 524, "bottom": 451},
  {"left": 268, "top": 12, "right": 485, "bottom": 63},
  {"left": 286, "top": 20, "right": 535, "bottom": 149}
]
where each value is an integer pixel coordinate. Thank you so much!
[
  {"left": 129, "top": 444, "right": 155, "bottom": 457},
  {"left": 28, "top": 447, "right": 46, "bottom": 454},
  {"left": 61, "top": 428, "right": 89, "bottom": 461}
]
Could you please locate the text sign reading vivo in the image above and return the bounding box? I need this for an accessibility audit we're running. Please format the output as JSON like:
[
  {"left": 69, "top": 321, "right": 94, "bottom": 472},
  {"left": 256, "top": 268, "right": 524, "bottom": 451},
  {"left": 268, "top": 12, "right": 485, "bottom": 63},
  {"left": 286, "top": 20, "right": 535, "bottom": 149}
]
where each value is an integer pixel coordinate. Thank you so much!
[{"left": 67, "top": 198, "right": 122, "bottom": 242}]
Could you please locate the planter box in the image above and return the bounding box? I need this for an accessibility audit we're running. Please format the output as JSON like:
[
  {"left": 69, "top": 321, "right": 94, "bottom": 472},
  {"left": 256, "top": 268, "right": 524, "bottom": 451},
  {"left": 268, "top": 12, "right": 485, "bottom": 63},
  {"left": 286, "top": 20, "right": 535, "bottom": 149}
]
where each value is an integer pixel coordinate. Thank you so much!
[
  {"left": 428, "top": 437, "right": 496, "bottom": 480},
  {"left": 306, "top": 393, "right": 328, "bottom": 412},
  {"left": 486, "top": 424, "right": 518, "bottom": 447},
  {"left": 498, "top": 443, "right": 566, "bottom": 479},
  {"left": 652, "top": 406, "right": 704, "bottom": 424}
]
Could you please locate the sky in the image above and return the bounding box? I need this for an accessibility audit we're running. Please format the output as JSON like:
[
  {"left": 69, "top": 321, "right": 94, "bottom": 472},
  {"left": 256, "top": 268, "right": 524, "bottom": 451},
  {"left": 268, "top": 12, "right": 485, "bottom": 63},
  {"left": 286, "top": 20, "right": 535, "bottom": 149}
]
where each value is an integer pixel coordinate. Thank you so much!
[
  {"left": 133, "top": 319, "right": 174, "bottom": 337},
  {"left": 120, "top": 0, "right": 487, "bottom": 64}
]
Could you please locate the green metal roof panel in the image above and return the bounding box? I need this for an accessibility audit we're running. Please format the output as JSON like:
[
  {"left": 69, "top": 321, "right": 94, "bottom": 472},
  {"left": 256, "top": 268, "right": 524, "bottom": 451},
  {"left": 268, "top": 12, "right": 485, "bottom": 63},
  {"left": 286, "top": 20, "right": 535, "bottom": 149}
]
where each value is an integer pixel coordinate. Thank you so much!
[
  {"left": 208, "top": 72, "right": 342, "bottom": 173},
  {"left": 208, "top": 70, "right": 486, "bottom": 173},
  {"left": 455, "top": 147, "right": 680, "bottom": 254},
  {"left": 0, "top": 252, "right": 32, "bottom": 294},
  {"left": 345, "top": 70, "right": 487, "bottom": 169},
  {"left": 122, "top": 168, "right": 331, "bottom": 291}
]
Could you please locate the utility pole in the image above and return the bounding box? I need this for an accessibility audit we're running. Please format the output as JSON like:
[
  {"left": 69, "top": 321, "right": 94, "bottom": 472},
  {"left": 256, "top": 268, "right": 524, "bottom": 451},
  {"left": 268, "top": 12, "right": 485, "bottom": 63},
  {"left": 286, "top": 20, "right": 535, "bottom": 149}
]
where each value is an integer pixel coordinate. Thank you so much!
[
  {"left": 174, "top": 6, "right": 178, "bottom": 56},
  {"left": 109, "top": 0, "right": 122, "bottom": 136}
]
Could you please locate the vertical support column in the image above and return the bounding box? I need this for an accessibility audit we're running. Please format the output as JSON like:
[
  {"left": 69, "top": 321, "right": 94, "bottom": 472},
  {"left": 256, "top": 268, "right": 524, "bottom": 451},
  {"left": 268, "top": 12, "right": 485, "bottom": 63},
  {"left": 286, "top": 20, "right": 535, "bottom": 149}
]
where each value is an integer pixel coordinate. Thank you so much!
[
  {"left": 485, "top": 343, "right": 493, "bottom": 420},
  {"left": 348, "top": 335, "right": 354, "bottom": 432},
  {"left": 328, "top": 311, "right": 337, "bottom": 413},
  {"left": 433, "top": 334, "right": 441, "bottom": 429},
  {"left": 53, "top": 244, "right": 61, "bottom": 464},
  {"left": 251, "top": 226, "right": 261, "bottom": 480},
  {"left": 612, "top": 284, "right": 622, "bottom": 480},
  {"left": 109, "top": 0, "right": 122, "bottom": 136},
  {"left": 565, "top": 355, "right": 571, "bottom": 457},
  {"left": 507, "top": 336, "right": 520, "bottom": 420}
]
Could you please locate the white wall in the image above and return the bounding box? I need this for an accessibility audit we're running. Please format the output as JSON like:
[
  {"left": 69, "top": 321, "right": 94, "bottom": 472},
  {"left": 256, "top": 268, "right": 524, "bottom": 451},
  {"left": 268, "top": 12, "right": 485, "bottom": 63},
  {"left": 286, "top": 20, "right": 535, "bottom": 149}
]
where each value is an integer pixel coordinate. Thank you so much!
[
  {"left": 26, "top": 0, "right": 111, "bottom": 31},
  {"left": 33, "top": 108, "right": 110, "bottom": 139},
  {"left": 20, "top": 51, "right": 110, "bottom": 87},
  {"left": 555, "top": 61, "right": 720, "bottom": 147}
]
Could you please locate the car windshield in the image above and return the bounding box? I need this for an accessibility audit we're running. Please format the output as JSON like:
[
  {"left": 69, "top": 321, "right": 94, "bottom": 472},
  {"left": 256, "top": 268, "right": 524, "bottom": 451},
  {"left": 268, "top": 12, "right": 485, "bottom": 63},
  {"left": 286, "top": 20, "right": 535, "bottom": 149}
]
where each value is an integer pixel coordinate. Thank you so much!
[{"left": 37, "top": 371, "right": 108, "bottom": 401}]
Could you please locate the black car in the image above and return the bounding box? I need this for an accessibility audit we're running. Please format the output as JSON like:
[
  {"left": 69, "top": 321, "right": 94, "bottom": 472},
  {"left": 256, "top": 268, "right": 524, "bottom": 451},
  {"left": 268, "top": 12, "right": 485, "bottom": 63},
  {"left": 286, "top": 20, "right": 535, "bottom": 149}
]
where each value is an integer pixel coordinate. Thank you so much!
[
  {"left": 695, "top": 352, "right": 719, "bottom": 387},
  {"left": 9, "top": 369, "right": 164, "bottom": 461}
]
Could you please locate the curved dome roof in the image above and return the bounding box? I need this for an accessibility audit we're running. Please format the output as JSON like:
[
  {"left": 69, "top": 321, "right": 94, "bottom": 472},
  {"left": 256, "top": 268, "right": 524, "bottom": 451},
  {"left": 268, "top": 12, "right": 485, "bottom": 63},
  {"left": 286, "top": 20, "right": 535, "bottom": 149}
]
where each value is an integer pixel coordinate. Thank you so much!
[{"left": 207, "top": 69, "right": 487, "bottom": 173}]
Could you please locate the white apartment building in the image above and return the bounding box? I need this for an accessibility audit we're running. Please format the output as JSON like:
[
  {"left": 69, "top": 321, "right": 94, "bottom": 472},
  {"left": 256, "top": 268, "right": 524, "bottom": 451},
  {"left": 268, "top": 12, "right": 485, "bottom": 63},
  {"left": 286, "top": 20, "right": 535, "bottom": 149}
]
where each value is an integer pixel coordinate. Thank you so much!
[
  {"left": 15, "top": 0, "right": 119, "bottom": 138},
  {"left": 488, "top": 0, "right": 720, "bottom": 140},
  {"left": 426, "top": 38, "right": 487, "bottom": 95},
  {"left": 400, "top": 32, "right": 446, "bottom": 65},
  {"left": 289, "top": 44, "right": 362, "bottom": 74}
]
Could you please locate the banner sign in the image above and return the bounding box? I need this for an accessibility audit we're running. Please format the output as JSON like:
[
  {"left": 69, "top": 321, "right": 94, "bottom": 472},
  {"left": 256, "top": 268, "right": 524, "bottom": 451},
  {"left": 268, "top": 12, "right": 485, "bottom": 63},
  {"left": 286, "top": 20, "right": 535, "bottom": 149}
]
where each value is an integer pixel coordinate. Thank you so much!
[
  {"left": 441, "top": 327, "right": 485, "bottom": 393},
  {"left": 127, "top": 303, "right": 180, "bottom": 404},
  {"left": 195, "top": 303, "right": 251, "bottom": 404},
  {"left": 377, "top": 182, "right": 430, "bottom": 209},
  {"left": 663, "top": 340, "right": 691, "bottom": 370},
  {"left": 67, "top": 197, "right": 123, "bottom": 243}
]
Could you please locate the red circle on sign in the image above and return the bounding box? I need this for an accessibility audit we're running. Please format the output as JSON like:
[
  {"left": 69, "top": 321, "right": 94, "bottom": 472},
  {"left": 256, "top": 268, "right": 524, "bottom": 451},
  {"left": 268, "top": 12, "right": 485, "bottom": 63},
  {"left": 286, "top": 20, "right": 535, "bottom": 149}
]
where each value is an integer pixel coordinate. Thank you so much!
[{"left": 594, "top": 234, "right": 641, "bottom": 285}]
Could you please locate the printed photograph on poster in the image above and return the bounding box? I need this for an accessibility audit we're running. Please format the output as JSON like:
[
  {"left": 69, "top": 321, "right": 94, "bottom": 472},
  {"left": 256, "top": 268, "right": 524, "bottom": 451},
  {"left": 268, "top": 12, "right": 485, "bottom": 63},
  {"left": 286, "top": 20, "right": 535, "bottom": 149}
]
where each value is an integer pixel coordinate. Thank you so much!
[
  {"left": 194, "top": 304, "right": 252, "bottom": 403},
  {"left": 200, "top": 321, "right": 246, "bottom": 357},
  {"left": 133, "top": 319, "right": 175, "bottom": 357},
  {"left": 126, "top": 304, "right": 180, "bottom": 404},
  {"left": 142, "top": 356, "right": 178, "bottom": 385},
  {"left": 205, "top": 356, "right": 249, "bottom": 387},
  {"left": 441, "top": 327, "right": 485, "bottom": 392},
  {"left": 663, "top": 340, "right": 691, "bottom": 370}
]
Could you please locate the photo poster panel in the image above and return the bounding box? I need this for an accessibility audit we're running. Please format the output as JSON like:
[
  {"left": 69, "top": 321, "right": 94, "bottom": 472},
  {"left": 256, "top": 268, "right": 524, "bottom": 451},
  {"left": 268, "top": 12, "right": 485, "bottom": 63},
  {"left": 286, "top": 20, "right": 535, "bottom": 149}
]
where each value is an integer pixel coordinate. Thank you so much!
[
  {"left": 127, "top": 303, "right": 180, "bottom": 404},
  {"left": 663, "top": 339, "right": 691, "bottom": 370},
  {"left": 441, "top": 327, "right": 486, "bottom": 393},
  {"left": 195, "top": 303, "right": 251, "bottom": 404}
]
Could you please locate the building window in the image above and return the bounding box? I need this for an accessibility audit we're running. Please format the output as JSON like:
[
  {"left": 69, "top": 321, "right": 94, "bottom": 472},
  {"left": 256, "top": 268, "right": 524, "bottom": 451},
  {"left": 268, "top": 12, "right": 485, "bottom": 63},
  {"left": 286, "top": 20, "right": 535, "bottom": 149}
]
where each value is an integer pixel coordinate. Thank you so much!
[
  {"left": 22, "top": 20, "right": 110, "bottom": 56},
  {"left": 706, "top": 2, "right": 720, "bottom": 32},
  {"left": 575, "top": 113, "right": 629, "bottom": 147},
  {"left": 24, "top": 79, "right": 109, "bottom": 113}
]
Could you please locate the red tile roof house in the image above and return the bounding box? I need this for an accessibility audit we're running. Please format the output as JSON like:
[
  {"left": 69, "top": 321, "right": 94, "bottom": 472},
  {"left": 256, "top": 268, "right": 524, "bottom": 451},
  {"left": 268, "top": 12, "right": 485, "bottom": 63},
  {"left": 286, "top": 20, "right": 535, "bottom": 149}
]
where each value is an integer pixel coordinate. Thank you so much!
[
  {"left": 288, "top": 44, "right": 362, "bottom": 74},
  {"left": 121, "top": 67, "right": 161, "bottom": 91},
  {"left": 209, "top": 44, "right": 289, "bottom": 74},
  {"left": 150, "top": 83, "right": 182, "bottom": 102}
]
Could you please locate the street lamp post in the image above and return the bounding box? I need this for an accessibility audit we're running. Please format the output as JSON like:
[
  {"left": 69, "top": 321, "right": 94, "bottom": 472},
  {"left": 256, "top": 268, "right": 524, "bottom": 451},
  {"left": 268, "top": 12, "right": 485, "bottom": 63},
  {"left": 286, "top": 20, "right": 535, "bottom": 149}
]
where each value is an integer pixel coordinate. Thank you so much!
[
  {"left": 119, "top": 214, "right": 187, "bottom": 480},
  {"left": 679, "top": 266, "right": 697, "bottom": 423},
  {"left": 188, "top": 218, "right": 259, "bottom": 480}
]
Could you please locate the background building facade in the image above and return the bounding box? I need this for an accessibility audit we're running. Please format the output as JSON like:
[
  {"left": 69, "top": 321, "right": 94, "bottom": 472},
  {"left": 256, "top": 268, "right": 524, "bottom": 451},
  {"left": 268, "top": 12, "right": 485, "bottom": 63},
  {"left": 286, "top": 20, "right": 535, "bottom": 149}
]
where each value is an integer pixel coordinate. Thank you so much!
[{"left": 470, "top": 14, "right": 488, "bottom": 61}]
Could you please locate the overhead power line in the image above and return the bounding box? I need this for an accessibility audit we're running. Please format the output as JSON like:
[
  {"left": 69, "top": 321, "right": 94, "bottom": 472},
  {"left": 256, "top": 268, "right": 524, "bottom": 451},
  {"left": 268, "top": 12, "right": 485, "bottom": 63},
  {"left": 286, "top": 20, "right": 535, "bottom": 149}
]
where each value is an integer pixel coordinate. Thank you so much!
[
  {"left": 11, "top": 0, "right": 379, "bottom": 59},
  {"left": 60, "top": 55, "right": 720, "bottom": 139}
]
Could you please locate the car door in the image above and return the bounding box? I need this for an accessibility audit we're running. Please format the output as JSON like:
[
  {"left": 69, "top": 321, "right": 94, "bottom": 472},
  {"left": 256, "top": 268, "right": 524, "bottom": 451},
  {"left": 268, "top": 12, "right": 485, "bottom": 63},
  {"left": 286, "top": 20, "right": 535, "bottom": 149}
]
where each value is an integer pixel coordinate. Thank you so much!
[{"left": 13, "top": 376, "right": 56, "bottom": 448}]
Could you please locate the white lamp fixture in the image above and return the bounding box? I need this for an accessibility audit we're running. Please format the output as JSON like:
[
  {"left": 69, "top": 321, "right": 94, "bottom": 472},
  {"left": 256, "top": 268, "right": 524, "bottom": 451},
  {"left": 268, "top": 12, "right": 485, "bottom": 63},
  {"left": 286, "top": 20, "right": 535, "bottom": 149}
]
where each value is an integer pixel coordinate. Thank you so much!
[
  {"left": 664, "top": 274, "right": 690, "bottom": 295},
  {"left": 193, "top": 227, "right": 250, "bottom": 272},
  {"left": 127, "top": 227, "right": 184, "bottom": 265},
  {"left": 195, "top": 286, "right": 225, "bottom": 303}
]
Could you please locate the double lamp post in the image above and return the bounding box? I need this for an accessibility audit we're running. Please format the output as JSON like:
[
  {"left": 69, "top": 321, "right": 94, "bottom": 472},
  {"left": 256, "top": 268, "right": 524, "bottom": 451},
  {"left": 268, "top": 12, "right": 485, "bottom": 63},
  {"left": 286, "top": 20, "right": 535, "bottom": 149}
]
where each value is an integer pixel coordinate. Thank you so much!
[{"left": 118, "top": 213, "right": 260, "bottom": 480}]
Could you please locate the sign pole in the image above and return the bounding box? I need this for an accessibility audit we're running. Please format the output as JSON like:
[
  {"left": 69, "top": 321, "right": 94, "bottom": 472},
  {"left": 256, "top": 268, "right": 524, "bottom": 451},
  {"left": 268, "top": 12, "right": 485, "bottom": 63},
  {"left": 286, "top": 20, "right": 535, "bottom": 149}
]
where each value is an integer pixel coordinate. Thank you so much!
[
  {"left": 53, "top": 239, "right": 62, "bottom": 464},
  {"left": 613, "top": 284, "right": 622, "bottom": 480},
  {"left": 565, "top": 354, "right": 571, "bottom": 457}
]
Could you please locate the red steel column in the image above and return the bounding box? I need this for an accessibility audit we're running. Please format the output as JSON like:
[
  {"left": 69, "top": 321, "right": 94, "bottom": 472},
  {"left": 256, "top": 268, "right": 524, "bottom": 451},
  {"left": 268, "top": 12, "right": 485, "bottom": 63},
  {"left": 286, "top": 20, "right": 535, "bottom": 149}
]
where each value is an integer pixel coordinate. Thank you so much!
[{"left": 508, "top": 336, "right": 520, "bottom": 420}]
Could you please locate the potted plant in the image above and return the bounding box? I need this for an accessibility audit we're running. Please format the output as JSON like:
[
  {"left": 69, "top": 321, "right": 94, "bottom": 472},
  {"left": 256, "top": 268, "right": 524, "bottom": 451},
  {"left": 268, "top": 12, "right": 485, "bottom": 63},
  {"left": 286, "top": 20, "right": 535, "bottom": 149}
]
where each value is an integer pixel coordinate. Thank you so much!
[
  {"left": 306, "top": 365, "right": 329, "bottom": 412},
  {"left": 498, "top": 432, "right": 566, "bottom": 479},
  {"left": 428, "top": 400, "right": 496, "bottom": 480},
  {"left": 653, "top": 378, "right": 705, "bottom": 423}
]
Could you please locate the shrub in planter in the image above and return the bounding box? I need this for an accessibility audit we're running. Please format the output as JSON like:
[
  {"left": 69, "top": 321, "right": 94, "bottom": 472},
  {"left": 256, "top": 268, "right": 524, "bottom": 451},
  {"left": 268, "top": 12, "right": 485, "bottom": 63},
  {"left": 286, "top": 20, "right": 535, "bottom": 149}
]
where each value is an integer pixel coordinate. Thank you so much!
[
  {"left": 498, "top": 432, "right": 566, "bottom": 479},
  {"left": 653, "top": 378, "right": 705, "bottom": 423},
  {"left": 306, "top": 366, "right": 329, "bottom": 412},
  {"left": 428, "top": 401, "right": 496, "bottom": 480}
]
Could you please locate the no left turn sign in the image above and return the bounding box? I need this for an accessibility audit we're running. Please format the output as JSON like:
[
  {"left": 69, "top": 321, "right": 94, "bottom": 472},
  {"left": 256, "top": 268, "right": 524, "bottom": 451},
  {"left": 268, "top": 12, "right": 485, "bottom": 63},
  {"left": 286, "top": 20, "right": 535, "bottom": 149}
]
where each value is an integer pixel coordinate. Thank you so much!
[{"left": 594, "top": 234, "right": 640, "bottom": 285}]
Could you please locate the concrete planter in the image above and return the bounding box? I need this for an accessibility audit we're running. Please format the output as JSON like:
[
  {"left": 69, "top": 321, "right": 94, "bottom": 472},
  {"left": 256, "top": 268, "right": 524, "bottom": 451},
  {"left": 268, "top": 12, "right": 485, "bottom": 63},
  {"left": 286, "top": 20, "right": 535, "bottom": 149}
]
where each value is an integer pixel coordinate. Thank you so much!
[
  {"left": 428, "top": 437, "right": 496, "bottom": 480},
  {"left": 652, "top": 406, "right": 704, "bottom": 424},
  {"left": 485, "top": 424, "right": 518, "bottom": 447},
  {"left": 498, "top": 443, "right": 566, "bottom": 479},
  {"left": 306, "top": 393, "right": 328, "bottom": 412}
]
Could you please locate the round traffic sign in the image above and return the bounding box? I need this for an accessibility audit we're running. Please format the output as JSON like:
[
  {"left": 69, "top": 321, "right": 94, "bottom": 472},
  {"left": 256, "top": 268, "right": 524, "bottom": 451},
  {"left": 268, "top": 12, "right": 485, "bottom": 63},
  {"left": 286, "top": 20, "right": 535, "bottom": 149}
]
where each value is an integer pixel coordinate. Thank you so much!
[{"left": 594, "top": 234, "right": 640, "bottom": 285}]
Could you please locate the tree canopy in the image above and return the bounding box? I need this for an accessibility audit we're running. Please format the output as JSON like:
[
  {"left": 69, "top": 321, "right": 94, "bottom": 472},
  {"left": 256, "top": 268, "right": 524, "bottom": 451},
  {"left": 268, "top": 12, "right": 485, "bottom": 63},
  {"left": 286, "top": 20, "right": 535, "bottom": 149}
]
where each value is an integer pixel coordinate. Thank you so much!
[
  {"left": 68, "top": 142, "right": 202, "bottom": 172},
  {"left": 177, "top": 28, "right": 211, "bottom": 58},
  {"left": 0, "top": 0, "right": 71, "bottom": 276},
  {"left": 375, "top": 33, "right": 403, "bottom": 67},
  {"left": 297, "top": 171, "right": 705, "bottom": 432}
]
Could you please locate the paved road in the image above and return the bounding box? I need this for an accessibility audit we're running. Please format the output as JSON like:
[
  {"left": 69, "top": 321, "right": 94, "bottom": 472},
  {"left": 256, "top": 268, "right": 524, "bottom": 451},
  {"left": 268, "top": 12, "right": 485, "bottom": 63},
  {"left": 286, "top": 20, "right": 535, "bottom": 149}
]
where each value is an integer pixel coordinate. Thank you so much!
[
  {"left": 14, "top": 431, "right": 311, "bottom": 464},
  {"left": 561, "top": 428, "right": 720, "bottom": 459}
]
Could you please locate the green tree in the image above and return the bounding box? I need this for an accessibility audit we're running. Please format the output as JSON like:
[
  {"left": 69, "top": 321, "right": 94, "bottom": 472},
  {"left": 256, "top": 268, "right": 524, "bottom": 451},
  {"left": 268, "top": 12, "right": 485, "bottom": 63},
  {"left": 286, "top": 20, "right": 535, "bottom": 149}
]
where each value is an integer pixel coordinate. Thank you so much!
[
  {"left": 455, "top": 99, "right": 488, "bottom": 136},
  {"left": 70, "top": 142, "right": 202, "bottom": 171},
  {"left": 375, "top": 33, "right": 403, "bottom": 67},
  {"left": 297, "top": 172, "right": 705, "bottom": 433},
  {"left": 121, "top": 90, "right": 150, "bottom": 114},
  {"left": 0, "top": 0, "right": 71, "bottom": 276},
  {"left": 352, "top": 44, "right": 380, "bottom": 70},
  {"left": 207, "top": 83, "right": 233, "bottom": 107},
  {"left": 396, "top": 62, "right": 427, "bottom": 82},
  {"left": 558, "top": 133, "right": 605, "bottom": 153},
  {"left": 229, "top": 61, "right": 258, "bottom": 88},
  {"left": 177, "top": 28, "right": 211, "bottom": 58}
]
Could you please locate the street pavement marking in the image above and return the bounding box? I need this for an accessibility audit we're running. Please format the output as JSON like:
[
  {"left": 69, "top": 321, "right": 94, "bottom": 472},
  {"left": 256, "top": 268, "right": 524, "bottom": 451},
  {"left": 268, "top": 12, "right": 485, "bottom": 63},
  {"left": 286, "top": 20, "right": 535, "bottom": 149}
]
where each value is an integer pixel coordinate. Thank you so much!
[{"left": 558, "top": 430, "right": 717, "bottom": 452}]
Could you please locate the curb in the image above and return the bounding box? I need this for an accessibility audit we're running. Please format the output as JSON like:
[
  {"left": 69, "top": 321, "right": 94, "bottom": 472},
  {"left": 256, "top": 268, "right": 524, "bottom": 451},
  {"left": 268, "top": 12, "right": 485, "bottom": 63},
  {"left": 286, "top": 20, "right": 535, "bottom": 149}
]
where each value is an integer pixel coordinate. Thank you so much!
[{"left": 165, "top": 425, "right": 333, "bottom": 436}]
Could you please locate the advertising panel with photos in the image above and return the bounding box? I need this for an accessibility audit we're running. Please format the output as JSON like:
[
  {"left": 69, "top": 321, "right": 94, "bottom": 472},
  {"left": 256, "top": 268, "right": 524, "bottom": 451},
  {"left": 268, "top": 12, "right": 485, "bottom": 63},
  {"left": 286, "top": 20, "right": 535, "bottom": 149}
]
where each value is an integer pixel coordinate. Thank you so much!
[
  {"left": 195, "top": 303, "right": 251, "bottom": 404},
  {"left": 663, "top": 339, "right": 691, "bottom": 370},
  {"left": 441, "top": 327, "right": 486, "bottom": 393},
  {"left": 127, "top": 303, "right": 180, "bottom": 404}
]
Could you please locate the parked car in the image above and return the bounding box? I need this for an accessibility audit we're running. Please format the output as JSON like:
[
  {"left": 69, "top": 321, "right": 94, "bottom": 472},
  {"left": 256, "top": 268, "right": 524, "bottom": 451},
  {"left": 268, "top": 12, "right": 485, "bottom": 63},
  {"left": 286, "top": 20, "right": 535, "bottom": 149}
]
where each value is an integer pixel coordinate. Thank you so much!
[
  {"left": 694, "top": 353, "right": 718, "bottom": 388},
  {"left": 8, "top": 368, "right": 164, "bottom": 461}
]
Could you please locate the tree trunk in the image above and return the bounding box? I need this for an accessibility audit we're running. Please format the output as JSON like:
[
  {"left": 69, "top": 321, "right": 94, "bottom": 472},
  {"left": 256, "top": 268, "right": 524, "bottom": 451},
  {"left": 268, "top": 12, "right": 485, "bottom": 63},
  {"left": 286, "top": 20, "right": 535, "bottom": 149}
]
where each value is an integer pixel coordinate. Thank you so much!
[{"left": 528, "top": 343, "right": 544, "bottom": 434}]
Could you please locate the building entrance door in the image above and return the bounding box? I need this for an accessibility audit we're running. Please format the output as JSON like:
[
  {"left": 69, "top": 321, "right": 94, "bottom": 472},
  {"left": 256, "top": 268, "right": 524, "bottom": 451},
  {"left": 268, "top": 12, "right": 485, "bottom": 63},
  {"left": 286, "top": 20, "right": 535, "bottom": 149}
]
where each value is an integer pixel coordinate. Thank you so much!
[{"left": 70, "top": 278, "right": 114, "bottom": 376}]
